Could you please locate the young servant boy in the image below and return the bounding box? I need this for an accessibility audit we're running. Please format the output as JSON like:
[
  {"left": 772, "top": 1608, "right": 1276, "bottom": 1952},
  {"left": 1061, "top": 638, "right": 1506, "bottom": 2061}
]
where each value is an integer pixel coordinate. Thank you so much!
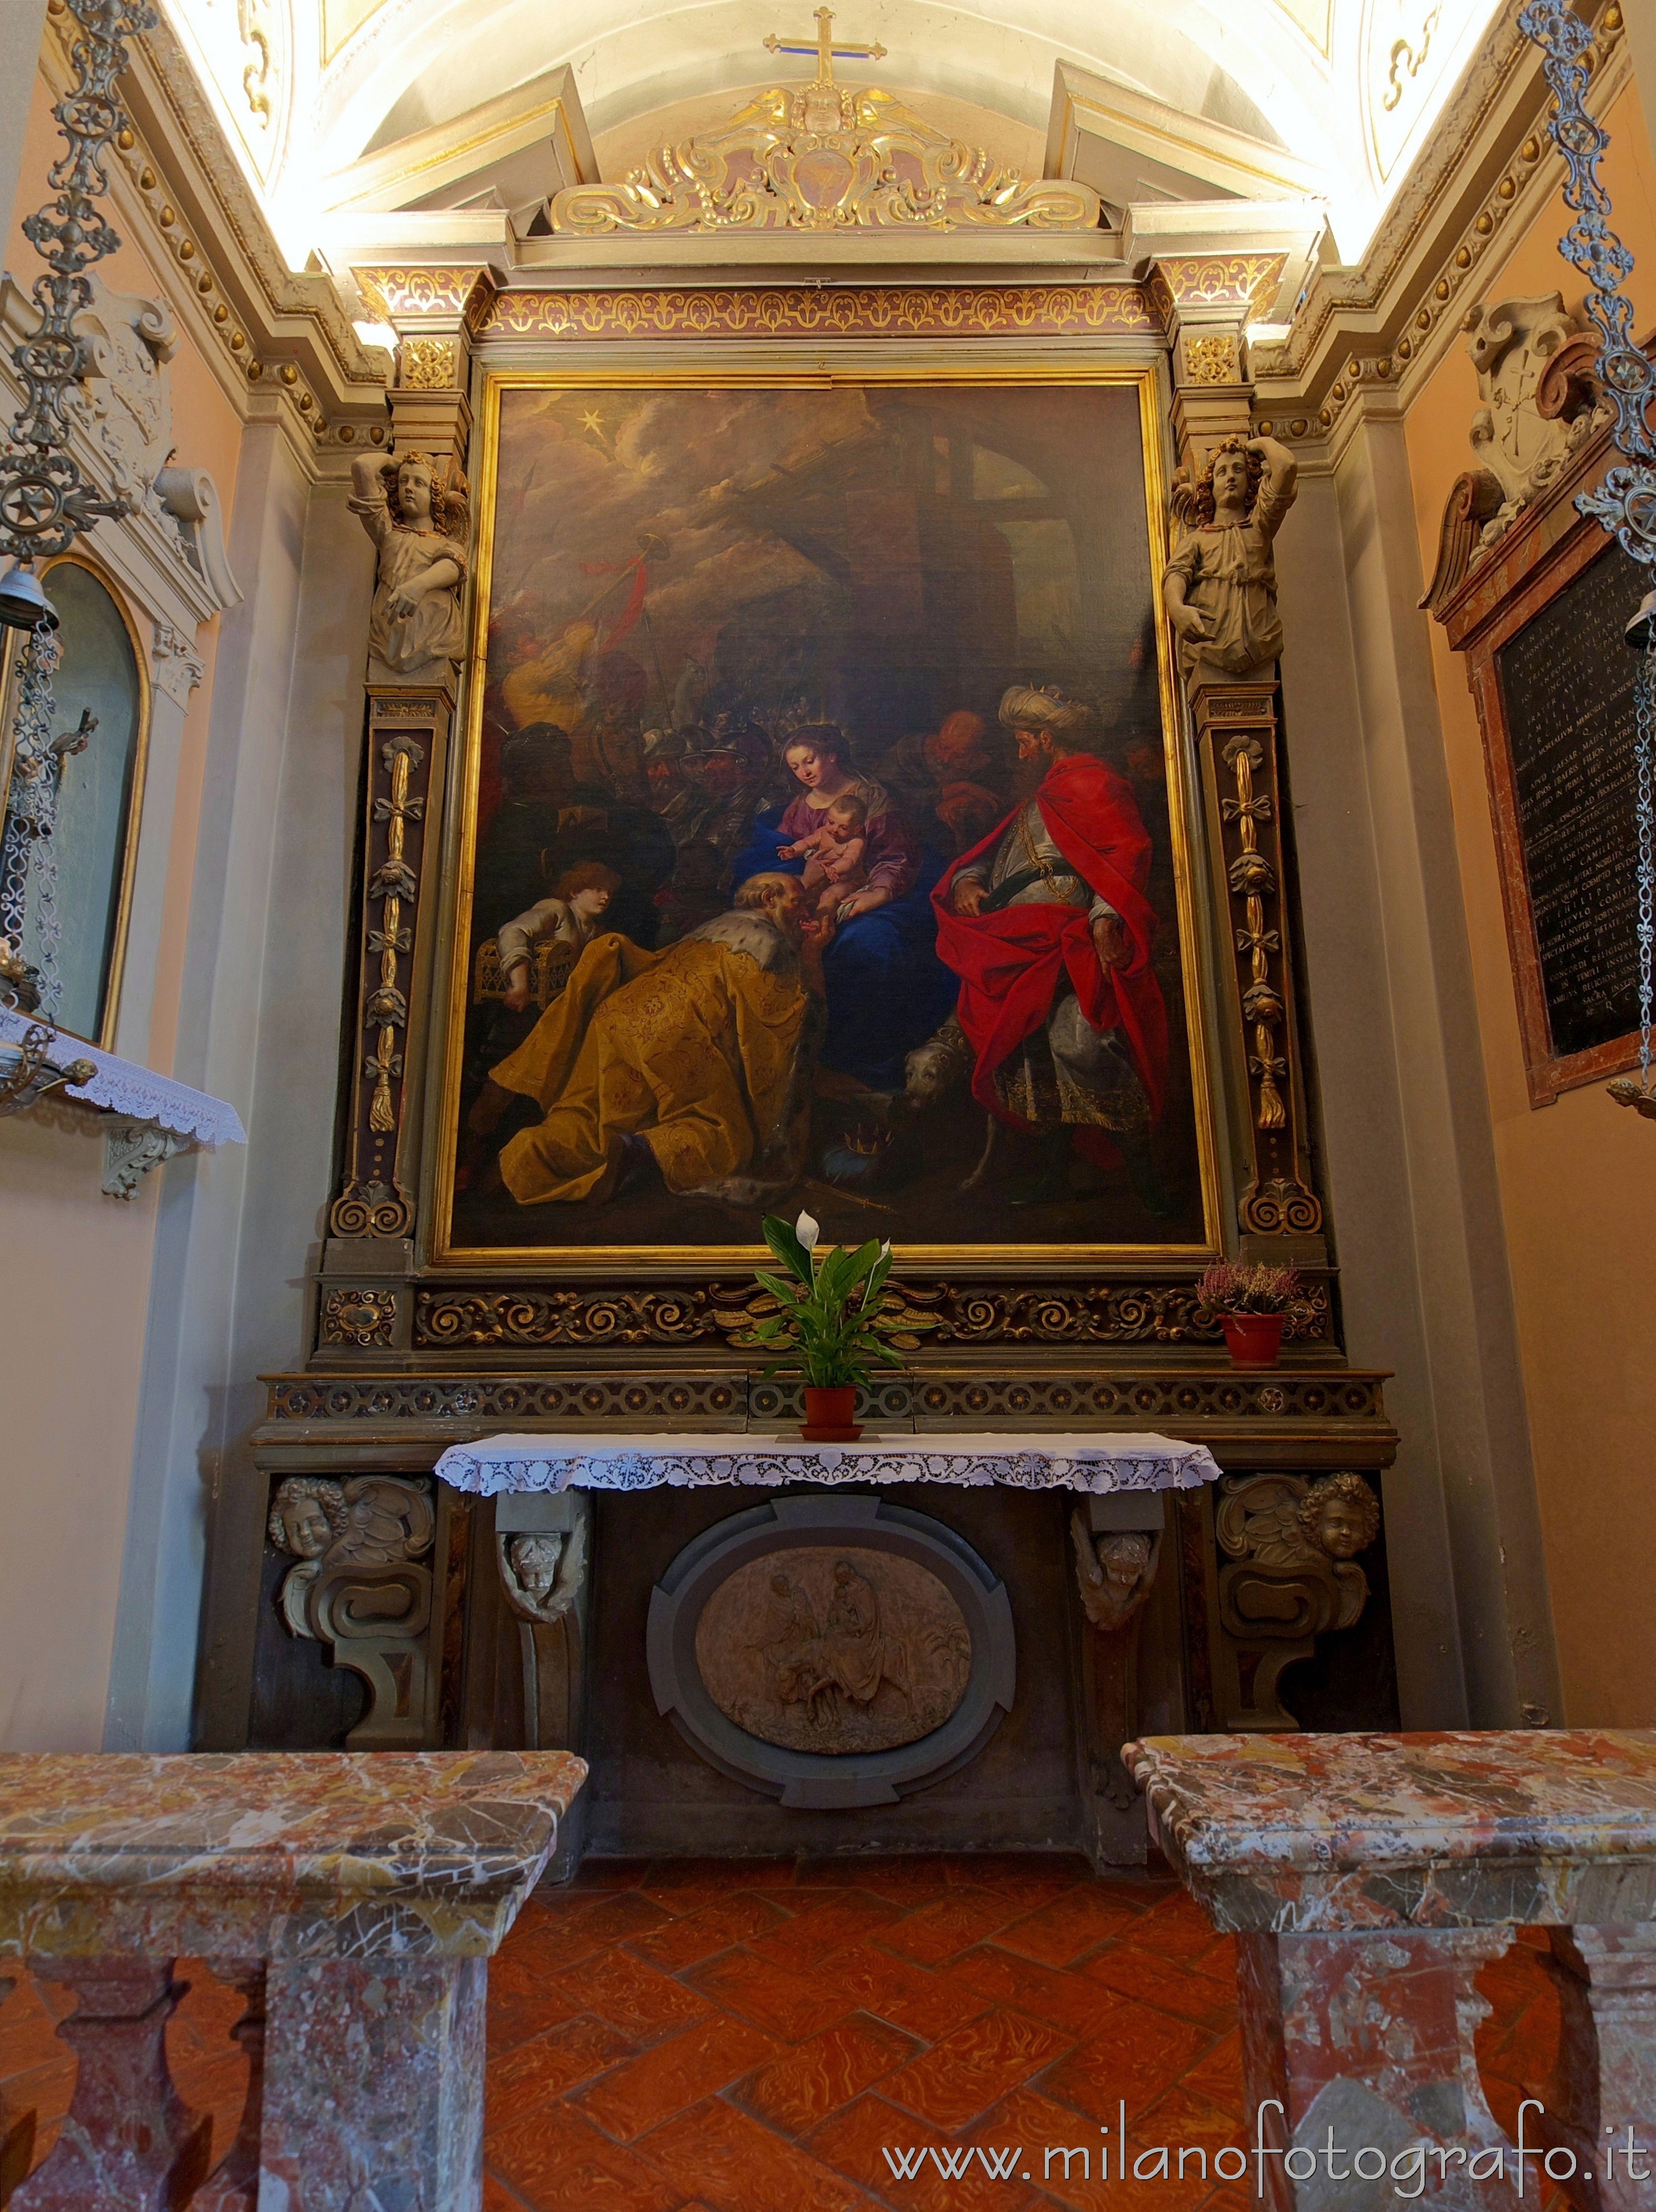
[
  {"left": 779, "top": 793, "right": 869, "bottom": 917},
  {"left": 497, "top": 861, "right": 622, "bottom": 1012}
]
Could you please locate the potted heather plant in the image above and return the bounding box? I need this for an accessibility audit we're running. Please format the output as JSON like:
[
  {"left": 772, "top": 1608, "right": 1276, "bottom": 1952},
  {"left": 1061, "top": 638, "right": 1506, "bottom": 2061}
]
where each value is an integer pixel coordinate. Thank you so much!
[
  {"left": 1196, "top": 1260, "right": 1302, "bottom": 1370},
  {"left": 752, "top": 1210, "right": 908, "bottom": 1440}
]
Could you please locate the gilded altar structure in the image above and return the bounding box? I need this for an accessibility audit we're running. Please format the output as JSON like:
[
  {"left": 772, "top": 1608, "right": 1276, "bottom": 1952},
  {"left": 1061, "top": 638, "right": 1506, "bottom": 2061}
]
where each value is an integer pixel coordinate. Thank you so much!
[
  {"left": 12, "top": 0, "right": 1622, "bottom": 1836},
  {"left": 171, "top": 32, "right": 1431, "bottom": 1865}
]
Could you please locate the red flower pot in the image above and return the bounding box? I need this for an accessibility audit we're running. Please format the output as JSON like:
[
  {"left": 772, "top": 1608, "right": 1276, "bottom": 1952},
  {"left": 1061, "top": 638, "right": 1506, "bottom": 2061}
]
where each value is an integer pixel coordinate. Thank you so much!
[
  {"left": 801, "top": 1385, "right": 862, "bottom": 1441},
  {"left": 1221, "top": 1313, "right": 1285, "bottom": 1369}
]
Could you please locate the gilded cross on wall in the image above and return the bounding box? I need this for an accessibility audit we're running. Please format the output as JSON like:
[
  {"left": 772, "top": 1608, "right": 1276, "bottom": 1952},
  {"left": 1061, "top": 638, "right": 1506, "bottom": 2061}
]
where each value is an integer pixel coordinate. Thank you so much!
[{"left": 763, "top": 6, "right": 886, "bottom": 84}]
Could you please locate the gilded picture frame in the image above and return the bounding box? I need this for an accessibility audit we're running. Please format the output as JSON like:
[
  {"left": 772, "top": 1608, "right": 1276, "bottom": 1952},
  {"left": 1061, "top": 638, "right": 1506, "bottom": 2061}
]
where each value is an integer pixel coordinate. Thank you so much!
[{"left": 428, "top": 357, "right": 1225, "bottom": 1272}]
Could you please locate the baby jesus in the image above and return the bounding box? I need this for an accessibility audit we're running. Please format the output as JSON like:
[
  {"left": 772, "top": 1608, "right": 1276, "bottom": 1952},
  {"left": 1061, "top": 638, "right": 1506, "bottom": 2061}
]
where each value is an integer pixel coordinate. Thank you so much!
[{"left": 778, "top": 794, "right": 868, "bottom": 918}]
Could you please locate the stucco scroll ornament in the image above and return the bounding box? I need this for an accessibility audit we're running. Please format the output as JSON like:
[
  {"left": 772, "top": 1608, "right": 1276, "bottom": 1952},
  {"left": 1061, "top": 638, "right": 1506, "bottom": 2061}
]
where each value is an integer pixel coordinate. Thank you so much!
[
  {"left": 267, "top": 1475, "right": 438, "bottom": 1747},
  {"left": 1162, "top": 436, "right": 1299, "bottom": 694},
  {"left": 349, "top": 451, "right": 470, "bottom": 675},
  {"left": 1417, "top": 294, "right": 1608, "bottom": 614},
  {"left": 548, "top": 82, "right": 1100, "bottom": 236},
  {"left": 1214, "top": 1471, "right": 1380, "bottom": 1728},
  {"left": 1069, "top": 1510, "right": 1160, "bottom": 1633}
]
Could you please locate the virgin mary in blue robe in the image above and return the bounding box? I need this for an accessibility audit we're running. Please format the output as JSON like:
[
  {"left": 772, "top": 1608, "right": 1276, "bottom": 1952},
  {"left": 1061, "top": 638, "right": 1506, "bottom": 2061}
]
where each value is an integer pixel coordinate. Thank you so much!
[{"left": 729, "top": 725, "right": 958, "bottom": 1092}]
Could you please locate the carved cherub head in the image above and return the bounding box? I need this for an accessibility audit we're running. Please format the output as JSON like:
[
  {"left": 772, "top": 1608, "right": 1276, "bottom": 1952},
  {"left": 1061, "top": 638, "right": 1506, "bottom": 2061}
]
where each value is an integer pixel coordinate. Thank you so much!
[
  {"left": 267, "top": 1477, "right": 344, "bottom": 1560},
  {"left": 508, "top": 1533, "right": 564, "bottom": 1607},
  {"left": 1099, "top": 1531, "right": 1155, "bottom": 1594},
  {"left": 1297, "top": 1472, "right": 1380, "bottom": 1562},
  {"left": 1188, "top": 438, "right": 1266, "bottom": 528},
  {"left": 1071, "top": 1507, "right": 1162, "bottom": 1632},
  {"left": 498, "top": 1518, "right": 585, "bottom": 1622},
  {"left": 382, "top": 451, "right": 469, "bottom": 541}
]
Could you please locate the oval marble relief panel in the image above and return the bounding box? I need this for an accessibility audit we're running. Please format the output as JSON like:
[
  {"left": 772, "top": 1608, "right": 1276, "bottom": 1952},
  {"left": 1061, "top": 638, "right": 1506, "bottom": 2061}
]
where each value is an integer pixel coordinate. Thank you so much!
[{"left": 693, "top": 1546, "right": 972, "bottom": 1755}]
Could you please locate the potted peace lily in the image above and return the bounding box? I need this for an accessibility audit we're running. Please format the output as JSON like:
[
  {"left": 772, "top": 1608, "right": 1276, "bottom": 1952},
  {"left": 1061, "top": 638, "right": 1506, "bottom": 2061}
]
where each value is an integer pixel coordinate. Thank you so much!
[
  {"left": 1196, "top": 1260, "right": 1304, "bottom": 1370},
  {"left": 753, "top": 1210, "right": 908, "bottom": 1440}
]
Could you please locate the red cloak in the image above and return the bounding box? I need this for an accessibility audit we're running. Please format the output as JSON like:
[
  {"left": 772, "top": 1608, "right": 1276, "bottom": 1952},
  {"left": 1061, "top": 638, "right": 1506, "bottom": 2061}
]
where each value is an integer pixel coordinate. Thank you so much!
[{"left": 932, "top": 752, "right": 1169, "bottom": 1150}]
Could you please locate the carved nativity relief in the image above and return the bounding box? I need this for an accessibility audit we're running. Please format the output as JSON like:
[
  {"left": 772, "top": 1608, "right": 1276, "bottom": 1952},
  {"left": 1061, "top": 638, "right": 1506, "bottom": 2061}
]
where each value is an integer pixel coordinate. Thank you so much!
[
  {"left": 443, "top": 370, "right": 1221, "bottom": 1267},
  {"left": 693, "top": 1547, "right": 971, "bottom": 1755},
  {"left": 267, "top": 1475, "right": 437, "bottom": 1748},
  {"left": 1214, "top": 1470, "right": 1380, "bottom": 1729}
]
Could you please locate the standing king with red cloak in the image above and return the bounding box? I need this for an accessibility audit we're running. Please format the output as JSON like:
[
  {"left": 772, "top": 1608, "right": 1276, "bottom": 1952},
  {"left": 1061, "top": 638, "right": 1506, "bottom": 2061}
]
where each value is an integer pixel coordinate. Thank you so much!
[{"left": 932, "top": 685, "right": 1174, "bottom": 1214}]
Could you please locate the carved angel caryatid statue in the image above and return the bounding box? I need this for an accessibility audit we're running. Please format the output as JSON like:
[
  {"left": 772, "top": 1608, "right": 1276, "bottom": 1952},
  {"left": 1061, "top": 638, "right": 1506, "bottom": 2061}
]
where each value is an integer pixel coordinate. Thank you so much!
[
  {"left": 1070, "top": 1507, "right": 1162, "bottom": 1633},
  {"left": 497, "top": 1519, "right": 588, "bottom": 1625},
  {"left": 349, "top": 450, "right": 471, "bottom": 674},
  {"left": 1163, "top": 435, "right": 1298, "bottom": 691}
]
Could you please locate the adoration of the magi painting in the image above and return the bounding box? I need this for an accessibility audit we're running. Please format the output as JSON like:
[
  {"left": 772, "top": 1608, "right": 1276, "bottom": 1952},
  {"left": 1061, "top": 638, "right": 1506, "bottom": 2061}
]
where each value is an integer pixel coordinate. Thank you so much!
[{"left": 439, "top": 376, "right": 1219, "bottom": 1258}]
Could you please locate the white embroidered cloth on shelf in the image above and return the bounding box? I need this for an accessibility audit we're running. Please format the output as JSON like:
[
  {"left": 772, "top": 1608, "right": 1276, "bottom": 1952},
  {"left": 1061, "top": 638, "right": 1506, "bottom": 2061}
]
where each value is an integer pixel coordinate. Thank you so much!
[
  {"left": 433, "top": 1430, "right": 1223, "bottom": 1496},
  {"left": 0, "top": 1006, "right": 246, "bottom": 1144}
]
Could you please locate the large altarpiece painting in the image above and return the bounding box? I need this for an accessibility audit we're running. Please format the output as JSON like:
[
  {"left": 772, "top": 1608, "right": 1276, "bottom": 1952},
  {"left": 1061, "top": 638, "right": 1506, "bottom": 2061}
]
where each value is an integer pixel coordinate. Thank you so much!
[{"left": 432, "top": 366, "right": 1222, "bottom": 1267}]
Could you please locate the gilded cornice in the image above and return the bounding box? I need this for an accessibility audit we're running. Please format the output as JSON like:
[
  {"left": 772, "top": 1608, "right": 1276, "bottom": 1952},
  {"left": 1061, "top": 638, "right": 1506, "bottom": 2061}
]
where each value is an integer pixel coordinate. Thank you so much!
[
  {"left": 1149, "top": 255, "right": 1289, "bottom": 319},
  {"left": 474, "top": 282, "right": 1162, "bottom": 344},
  {"left": 354, "top": 266, "right": 502, "bottom": 330}
]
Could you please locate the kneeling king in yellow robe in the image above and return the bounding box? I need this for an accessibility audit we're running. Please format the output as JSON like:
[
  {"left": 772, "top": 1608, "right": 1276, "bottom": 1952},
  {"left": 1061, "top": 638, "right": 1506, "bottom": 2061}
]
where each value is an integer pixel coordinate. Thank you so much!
[{"left": 491, "top": 872, "right": 820, "bottom": 1205}]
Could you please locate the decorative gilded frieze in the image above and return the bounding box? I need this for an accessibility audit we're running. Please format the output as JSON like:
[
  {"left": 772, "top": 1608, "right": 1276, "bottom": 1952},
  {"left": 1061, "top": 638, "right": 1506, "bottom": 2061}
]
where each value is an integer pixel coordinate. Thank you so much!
[
  {"left": 1149, "top": 254, "right": 1288, "bottom": 315},
  {"left": 476, "top": 284, "right": 1159, "bottom": 345},
  {"left": 353, "top": 265, "right": 498, "bottom": 329},
  {"left": 410, "top": 1276, "right": 1332, "bottom": 1351}
]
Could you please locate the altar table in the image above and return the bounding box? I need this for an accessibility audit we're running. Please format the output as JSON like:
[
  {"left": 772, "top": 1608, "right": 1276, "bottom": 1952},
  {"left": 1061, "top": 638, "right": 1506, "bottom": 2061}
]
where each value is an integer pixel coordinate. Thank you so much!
[{"left": 433, "top": 1427, "right": 1224, "bottom": 1494}]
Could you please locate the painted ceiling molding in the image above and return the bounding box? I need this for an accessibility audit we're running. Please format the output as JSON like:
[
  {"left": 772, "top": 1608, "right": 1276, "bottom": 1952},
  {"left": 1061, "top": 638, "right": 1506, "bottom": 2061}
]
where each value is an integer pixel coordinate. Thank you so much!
[{"left": 155, "top": 0, "right": 1509, "bottom": 271}]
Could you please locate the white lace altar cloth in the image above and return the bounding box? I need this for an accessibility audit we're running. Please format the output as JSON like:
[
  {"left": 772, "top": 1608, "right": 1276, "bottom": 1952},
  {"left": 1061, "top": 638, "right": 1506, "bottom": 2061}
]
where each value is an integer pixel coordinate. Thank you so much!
[
  {"left": 0, "top": 1006, "right": 246, "bottom": 1144},
  {"left": 434, "top": 1430, "right": 1223, "bottom": 1497}
]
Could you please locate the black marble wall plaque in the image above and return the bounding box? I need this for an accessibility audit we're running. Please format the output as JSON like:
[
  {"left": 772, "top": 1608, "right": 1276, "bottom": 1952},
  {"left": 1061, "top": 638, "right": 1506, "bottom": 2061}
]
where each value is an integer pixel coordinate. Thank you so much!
[{"left": 1495, "top": 541, "right": 1644, "bottom": 1060}]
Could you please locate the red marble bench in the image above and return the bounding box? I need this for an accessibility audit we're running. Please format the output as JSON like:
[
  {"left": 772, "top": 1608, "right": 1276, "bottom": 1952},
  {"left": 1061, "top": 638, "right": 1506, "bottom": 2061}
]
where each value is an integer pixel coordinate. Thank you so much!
[
  {"left": 1125, "top": 1729, "right": 1656, "bottom": 2212},
  {"left": 0, "top": 1749, "right": 586, "bottom": 2211}
]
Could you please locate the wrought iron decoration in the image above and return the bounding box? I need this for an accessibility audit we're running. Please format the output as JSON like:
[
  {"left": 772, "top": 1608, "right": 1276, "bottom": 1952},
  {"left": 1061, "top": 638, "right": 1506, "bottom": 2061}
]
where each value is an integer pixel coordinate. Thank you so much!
[{"left": 0, "top": 0, "right": 160, "bottom": 570}]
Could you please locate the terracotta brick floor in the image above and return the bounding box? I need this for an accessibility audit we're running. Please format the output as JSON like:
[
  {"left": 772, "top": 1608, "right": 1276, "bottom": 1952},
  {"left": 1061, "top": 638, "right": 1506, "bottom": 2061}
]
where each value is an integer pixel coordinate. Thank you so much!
[{"left": 0, "top": 1856, "right": 1567, "bottom": 2210}]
